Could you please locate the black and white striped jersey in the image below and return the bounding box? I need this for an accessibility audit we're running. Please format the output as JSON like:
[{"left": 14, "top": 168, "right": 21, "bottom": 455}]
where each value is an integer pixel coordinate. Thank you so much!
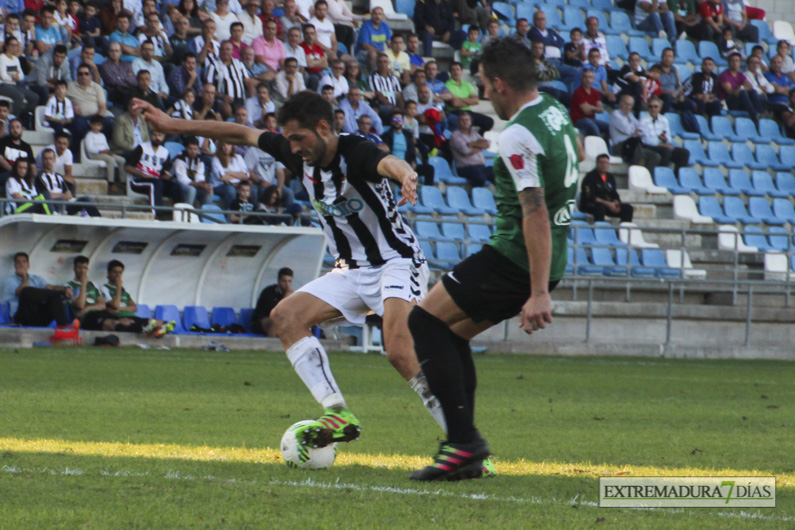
[
  {"left": 368, "top": 72, "right": 401, "bottom": 105},
  {"left": 204, "top": 57, "right": 250, "bottom": 100},
  {"left": 258, "top": 131, "right": 424, "bottom": 269}
]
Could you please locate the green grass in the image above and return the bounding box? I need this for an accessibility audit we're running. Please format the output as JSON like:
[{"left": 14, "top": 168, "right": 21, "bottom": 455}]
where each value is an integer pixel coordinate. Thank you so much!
[{"left": 0, "top": 347, "right": 793, "bottom": 528}]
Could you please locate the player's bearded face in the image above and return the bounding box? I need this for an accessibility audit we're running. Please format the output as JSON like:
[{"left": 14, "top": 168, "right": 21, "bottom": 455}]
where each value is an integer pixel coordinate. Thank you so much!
[{"left": 302, "top": 131, "right": 327, "bottom": 165}]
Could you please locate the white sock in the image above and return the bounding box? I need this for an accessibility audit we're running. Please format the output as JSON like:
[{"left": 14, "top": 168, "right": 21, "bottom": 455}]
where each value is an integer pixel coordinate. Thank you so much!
[
  {"left": 286, "top": 336, "right": 346, "bottom": 410},
  {"left": 409, "top": 371, "right": 447, "bottom": 433}
]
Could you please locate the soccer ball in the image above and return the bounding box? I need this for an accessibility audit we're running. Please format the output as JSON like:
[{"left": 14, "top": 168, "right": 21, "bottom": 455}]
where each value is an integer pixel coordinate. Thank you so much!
[{"left": 281, "top": 420, "right": 337, "bottom": 470}]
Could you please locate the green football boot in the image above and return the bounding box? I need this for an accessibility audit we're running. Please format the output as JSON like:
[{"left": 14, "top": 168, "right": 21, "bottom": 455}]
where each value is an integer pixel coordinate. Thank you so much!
[
  {"left": 480, "top": 457, "right": 497, "bottom": 478},
  {"left": 295, "top": 406, "right": 361, "bottom": 448}
]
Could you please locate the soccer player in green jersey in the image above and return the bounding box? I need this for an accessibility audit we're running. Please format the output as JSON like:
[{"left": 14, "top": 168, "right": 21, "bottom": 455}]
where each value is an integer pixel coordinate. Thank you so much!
[{"left": 408, "top": 36, "right": 582, "bottom": 482}]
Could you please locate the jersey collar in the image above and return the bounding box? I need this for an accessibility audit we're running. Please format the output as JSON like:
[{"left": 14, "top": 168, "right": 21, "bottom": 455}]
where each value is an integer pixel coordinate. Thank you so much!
[{"left": 509, "top": 95, "right": 544, "bottom": 122}]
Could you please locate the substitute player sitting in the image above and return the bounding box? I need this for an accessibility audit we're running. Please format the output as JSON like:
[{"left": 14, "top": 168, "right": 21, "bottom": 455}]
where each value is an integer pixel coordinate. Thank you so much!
[{"left": 408, "top": 36, "right": 582, "bottom": 481}]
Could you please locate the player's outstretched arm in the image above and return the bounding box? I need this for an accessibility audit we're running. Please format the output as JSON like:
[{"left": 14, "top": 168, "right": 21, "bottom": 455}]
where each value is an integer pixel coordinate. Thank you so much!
[
  {"left": 518, "top": 187, "right": 553, "bottom": 335},
  {"left": 377, "top": 155, "right": 418, "bottom": 206},
  {"left": 132, "top": 98, "right": 262, "bottom": 148}
]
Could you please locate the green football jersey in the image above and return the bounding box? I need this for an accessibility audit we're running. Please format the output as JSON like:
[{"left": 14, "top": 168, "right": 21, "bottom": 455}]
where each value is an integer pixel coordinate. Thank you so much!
[
  {"left": 66, "top": 279, "right": 102, "bottom": 310},
  {"left": 489, "top": 93, "right": 578, "bottom": 281},
  {"left": 101, "top": 283, "right": 138, "bottom": 318}
]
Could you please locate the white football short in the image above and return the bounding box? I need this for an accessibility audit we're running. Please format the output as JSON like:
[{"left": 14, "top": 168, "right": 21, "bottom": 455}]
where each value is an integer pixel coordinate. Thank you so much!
[{"left": 298, "top": 258, "right": 430, "bottom": 325}]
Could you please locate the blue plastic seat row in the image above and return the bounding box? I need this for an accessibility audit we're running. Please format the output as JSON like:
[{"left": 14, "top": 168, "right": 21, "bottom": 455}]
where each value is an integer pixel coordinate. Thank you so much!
[
  {"left": 684, "top": 140, "right": 792, "bottom": 171},
  {"left": 655, "top": 168, "right": 795, "bottom": 199},
  {"left": 414, "top": 220, "right": 494, "bottom": 242},
  {"left": 743, "top": 226, "right": 794, "bottom": 253},
  {"left": 567, "top": 246, "right": 680, "bottom": 278},
  {"left": 570, "top": 220, "right": 627, "bottom": 247},
  {"left": 410, "top": 185, "right": 498, "bottom": 217},
  {"left": 697, "top": 196, "right": 790, "bottom": 225},
  {"left": 419, "top": 240, "right": 481, "bottom": 271},
  {"left": 153, "top": 305, "right": 260, "bottom": 335}
]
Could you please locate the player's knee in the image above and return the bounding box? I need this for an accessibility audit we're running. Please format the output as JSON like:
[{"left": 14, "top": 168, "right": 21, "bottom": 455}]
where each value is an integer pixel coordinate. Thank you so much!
[
  {"left": 270, "top": 301, "right": 304, "bottom": 335},
  {"left": 408, "top": 306, "right": 447, "bottom": 354}
]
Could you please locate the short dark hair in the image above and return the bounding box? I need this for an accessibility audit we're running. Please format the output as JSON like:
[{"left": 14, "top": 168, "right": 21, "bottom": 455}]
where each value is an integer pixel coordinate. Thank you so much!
[
  {"left": 334, "top": 109, "right": 345, "bottom": 116},
  {"left": 449, "top": 61, "right": 463, "bottom": 71},
  {"left": 55, "top": 79, "right": 68, "bottom": 89},
  {"left": 107, "top": 259, "right": 124, "bottom": 272},
  {"left": 649, "top": 64, "right": 662, "bottom": 72},
  {"left": 74, "top": 255, "right": 89, "bottom": 266},
  {"left": 89, "top": 114, "right": 104, "bottom": 125},
  {"left": 728, "top": 51, "right": 742, "bottom": 60},
  {"left": 596, "top": 153, "right": 610, "bottom": 162},
  {"left": 53, "top": 44, "right": 68, "bottom": 55},
  {"left": 77, "top": 63, "right": 92, "bottom": 73},
  {"left": 41, "top": 147, "right": 55, "bottom": 157},
  {"left": 13, "top": 252, "right": 29, "bottom": 262},
  {"left": 570, "top": 27, "right": 582, "bottom": 35},
  {"left": 81, "top": 44, "right": 95, "bottom": 53},
  {"left": 391, "top": 109, "right": 404, "bottom": 119},
  {"left": 480, "top": 37, "right": 538, "bottom": 92},
  {"left": 276, "top": 90, "right": 334, "bottom": 131},
  {"left": 0, "top": 100, "right": 10, "bottom": 109},
  {"left": 284, "top": 57, "right": 298, "bottom": 67},
  {"left": 137, "top": 69, "right": 151, "bottom": 79},
  {"left": 321, "top": 84, "right": 334, "bottom": 93},
  {"left": 278, "top": 267, "right": 294, "bottom": 278},
  {"left": 55, "top": 131, "right": 71, "bottom": 141},
  {"left": 314, "top": 0, "right": 327, "bottom": 8},
  {"left": 230, "top": 21, "right": 243, "bottom": 30},
  {"left": 183, "top": 52, "right": 197, "bottom": 62},
  {"left": 41, "top": 5, "right": 56, "bottom": 15},
  {"left": 184, "top": 136, "right": 200, "bottom": 147},
  {"left": 237, "top": 180, "right": 250, "bottom": 188}
]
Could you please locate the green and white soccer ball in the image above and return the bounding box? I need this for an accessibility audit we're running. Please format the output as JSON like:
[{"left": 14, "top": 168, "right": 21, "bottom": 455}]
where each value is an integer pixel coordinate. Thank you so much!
[{"left": 281, "top": 420, "right": 337, "bottom": 470}]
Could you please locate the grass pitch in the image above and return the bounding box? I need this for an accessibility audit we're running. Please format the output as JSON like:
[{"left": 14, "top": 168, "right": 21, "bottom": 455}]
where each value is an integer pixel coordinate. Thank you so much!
[{"left": 0, "top": 346, "right": 793, "bottom": 529}]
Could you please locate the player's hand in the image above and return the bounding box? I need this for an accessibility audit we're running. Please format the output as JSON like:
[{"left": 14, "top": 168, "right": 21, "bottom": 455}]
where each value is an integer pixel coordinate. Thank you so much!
[
  {"left": 519, "top": 292, "right": 553, "bottom": 335},
  {"left": 64, "top": 287, "right": 74, "bottom": 299},
  {"left": 132, "top": 98, "right": 172, "bottom": 133},
  {"left": 398, "top": 171, "right": 419, "bottom": 206}
]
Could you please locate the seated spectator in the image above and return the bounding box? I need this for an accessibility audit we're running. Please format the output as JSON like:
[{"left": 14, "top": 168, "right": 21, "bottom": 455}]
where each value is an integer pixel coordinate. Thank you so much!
[
  {"left": 244, "top": 139, "right": 294, "bottom": 209},
  {"left": 643, "top": 64, "right": 663, "bottom": 109},
  {"left": 402, "top": 68, "right": 428, "bottom": 107},
  {"left": 238, "top": 0, "right": 264, "bottom": 45},
  {"left": 696, "top": 0, "right": 724, "bottom": 42},
  {"left": 100, "top": 42, "right": 137, "bottom": 106},
  {"left": 449, "top": 111, "right": 492, "bottom": 187},
  {"left": 718, "top": 51, "right": 763, "bottom": 121},
  {"left": 65, "top": 256, "right": 111, "bottom": 330},
  {"left": 309, "top": 0, "right": 338, "bottom": 59},
  {"left": 658, "top": 47, "right": 687, "bottom": 113},
  {"left": 635, "top": 0, "right": 676, "bottom": 41},
  {"left": 531, "top": 40, "right": 570, "bottom": 107},
  {"left": 211, "top": 139, "right": 252, "bottom": 208},
  {"left": 252, "top": 19, "right": 285, "bottom": 72},
  {"left": 100, "top": 259, "right": 175, "bottom": 336},
  {"left": 355, "top": 114, "right": 388, "bottom": 151},
  {"left": 579, "top": 153, "right": 634, "bottom": 222},
  {"left": 345, "top": 60, "right": 374, "bottom": 102},
  {"left": 258, "top": 0, "right": 284, "bottom": 39},
  {"left": 229, "top": 179, "right": 261, "bottom": 223},
  {"left": 68, "top": 63, "right": 113, "bottom": 154},
  {"left": 369, "top": 53, "right": 403, "bottom": 121},
  {"left": 670, "top": 0, "right": 701, "bottom": 40},
  {"left": 69, "top": 44, "right": 101, "bottom": 86},
  {"left": 403, "top": 100, "right": 422, "bottom": 150},
  {"left": 354, "top": 6, "right": 391, "bottom": 72},
  {"left": 302, "top": 24, "right": 329, "bottom": 91},
  {"left": 211, "top": 0, "right": 238, "bottom": 42},
  {"left": 384, "top": 33, "right": 412, "bottom": 86},
  {"left": 190, "top": 19, "right": 221, "bottom": 63},
  {"left": 168, "top": 89, "right": 196, "bottom": 122},
  {"left": 84, "top": 115, "right": 127, "bottom": 190},
  {"left": 406, "top": 32, "right": 425, "bottom": 73},
  {"left": 273, "top": 56, "right": 306, "bottom": 101},
  {"left": 382, "top": 109, "right": 434, "bottom": 185},
  {"left": 112, "top": 98, "right": 151, "bottom": 156},
  {"left": 425, "top": 60, "right": 452, "bottom": 101},
  {"left": 445, "top": 61, "right": 493, "bottom": 133},
  {"left": 167, "top": 52, "right": 200, "bottom": 102},
  {"left": 169, "top": 15, "right": 193, "bottom": 66},
  {"left": 317, "top": 58, "right": 349, "bottom": 99},
  {"left": 529, "top": 11, "right": 579, "bottom": 90},
  {"left": 37, "top": 147, "right": 101, "bottom": 216},
  {"left": 640, "top": 96, "right": 690, "bottom": 172},
  {"left": 609, "top": 94, "right": 661, "bottom": 170},
  {"left": 29, "top": 45, "right": 71, "bottom": 105},
  {"left": 132, "top": 40, "right": 169, "bottom": 102},
  {"left": 227, "top": 22, "right": 248, "bottom": 59},
  {"left": 284, "top": 26, "right": 308, "bottom": 71},
  {"left": 2, "top": 252, "right": 71, "bottom": 327},
  {"left": 583, "top": 49, "right": 615, "bottom": 103},
  {"left": 0, "top": 119, "right": 35, "bottom": 190},
  {"left": 333, "top": 108, "right": 346, "bottom": 133},
  {"left": 450, "top": 0, "right": 491, "bottom": 32},
  {"left": 571, "top": 69, "right": 610, "bottom": 141},
  {"left": 245, "top": 83, "right": 276, "bottom": 128},
  {"left": 617, "top": 52, "right": 647, "bottom": 116},
  {"left": 460, "top": 26, "right": 483, "bottom": 76},
  {"left": 35, "top": 6, "right": 64, "bottom": 56},
  {"left": 125, "top": 131, "right": 184, "bottom": 220},
  {"left": 252, "top": 267, "right": 294, "bottom": 336},
  {"left": 280, "top": 0, "right": 306, "bottom": 36},
  {"left": 43, "top": 80, "right": 74, "bottom": 136},
  {"left": 240, "top": 45, "right": 275, "bottom": 84},
  {"left": 718, "top": 26, "right": 745, "bottom": 61},
  {"left": 193, "top": 82, "right": 222, "bottom": 121},
  {"left": 0, "top": 37, "right": 38, "bottom": 119},
  {"left": 172, "top": 136, "right": 212, "bottom": 206},
  {"left": 325, "top": 0, "right": 363, "bottom": 54},
  {"left": 415, "top": 82, "right": 448, "bottom": 157},
  {"left": 320, "top": 84, "right": 338, "bottom": 109},
  {"left": 129, "top": 70, "right": 165, "bottom": 111},
  {"left": 686, "top": 57, "right": 723, "bottom": 116},
  {"left": 564, "top": 28, "right": 585, "bottom": 68},
  {"left": 582, "top": 16, "right": 610, "bottom": 69},
  {"left": 779, "top": 89, "right": 795, "bottom": 139},
  {"left": 0, "top": 101, "right": 12, "bottom": 138},
  {"left": 338, "top": 85, "right": 382, "bottom": 134},
  {"left": 108, "top": 12, "right": 140, "bottom": 63},
  {"left": 414, "top": 0, "right": 464, "bottom": 57},
  {"left": 37, "top": 132, "right": 75, "bottom": 191},
  {"left": 745, "top": 54, "right": 774, "bottom": 100},
  {"left": 773, "top": 40, "right": 795, "bottom": 81},
  {"left": 764, "top": 54, "right": 794, "bottom": 116},
  {"left": 723, "top": 0, "right": 759, "bottom": 43},
  {"left": 4, "top": 158, "right": 51, "bottom": 215},
  {"left": 204, "top": 41, "right": 254, "bottom": 119}
]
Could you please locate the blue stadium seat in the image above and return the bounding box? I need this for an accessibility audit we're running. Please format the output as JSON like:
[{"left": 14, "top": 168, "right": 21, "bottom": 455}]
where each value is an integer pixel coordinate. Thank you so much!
[
  {"left": 441, "top": 221, "right": 466, "bottom": 241},
  {"left": 698, "top": 196, "right": 738, "bottom": 224},
  {"left": 776, "top": 172, "right": 795, "bottom": 195},
  {"left": 751, "top": 171, "right": 789, "bottom": 198},
  {"left": 743, "top": 226, "right": 775, "bottom": 252},
  {"left": 748, "top": 197, "right": 786, "bottom": 225},
  {"left": 759, "top": 119, "right": 795, "bottom": 145},
  {"left": 428, "top": 156, "right": 467, "bottom": 185},
  {"left": 750, "top": 19, "right": 778, "bottom": 45},
  {"left": 710, "top": 116, "right": 743, "bottom": 142},
  {"left": 154, "top": 305, "right": 186, "bottom": 333},
  {"left": 614, "top": 247, "right": 655, "bottom": 277},
  {"left": 238, "top": 308, "right": 256, "bottom": 334},
  {"left": 675, "top": 62, "right": 693, "bottom": 78},
  {"left": 183, "top": 306, "right": 212, "bottom": 331},
  {"left": 568, "top": 0, "right": 589, "bottom": 8},
  {"left": 772, "top": 198, "right": 795, "bottom": 224},
  {"left": 570, "top": 221, "right": 597, "bottom": 245},
  {"left": 590, "top": 247, "right": 626, "bottom": 276},
  {"left": 723, "top": 196, "right": 762, "bottom": 224},
  {"left": 211, "top": 307, "right": 237, "bottom": 327},
  {"left": 768, "top": 227, "right": 791, "bottom": 252},
  {"left": 592, "top": 221, "right": 626, "bottom": 247},
  {"left": 698, "top": 40, "right": 727, "bottom": 66},
  {"left": 435, "top": 242, "right": 460, "bottom": 269},
  {"left": 641, "top": 249, "right": 681, "bottom": 277},
  {"left": 675, "top": 39, "right": 701, "bottom": 65},
  {"left": 573, "top": 247, "right": 604, "bottom": 275},
  {"left": 707, "top": 142, "right": 744, "bottom": 169},
  {"left": 491, "top": 2, "right": 515, "bottom": 25},
  {"left": 471, "top": 188, "right": 498, "bottom": 215},
  {"left": 665, "top": 113, "right": 699, "bottom": 140},
  {"left": 684, "top": 140, "right": 719, "bottom": 166},
  {"left": 566, "top": 247, "right": 574, "bottom": 275},
  {"left": 136, "top": 304, "right": 151, "bottom": 319},
  {"left": 396, "top": 0, "right": 415, "bottom": 18},
  {"left": 446, "top": 187, "right": 486, "bottom": 216},
  {"left": 415, "top": 221, "right": 447, "bottom": 240},
  {"left": 728, "top": 169, "right": 765, "bottom": 196},
  {"left": 164, "top": 141, "right": 185, "bottom": 159},
  {"left": 755, "top": 145, "right": 789, "bottom": 171},
  {"left": 606, "top": 35, "right": 628, "bottom": 60},
  {"left": 731, "top": 143, "right": 766, "bottom": 170},
  {"left": 561, "top": 6, "right": 585, "bottom": 31},
  {"left": 590, "top": 0, "right": 613, "bottom": 12},
  {"left": 420, "top": 186, "right": 459, "bottom": 215},
  {"left": 702, "top": 168, "right": 740, "bottom": 195},
  {"left": 464, "top": 243, "right": 482, "bottom": 257},
  {"left": 693, "top": 115, "right": 721, "bottom": 141},
  {"left": 628, "top": 37, "right": 655, "bottom": 62},
  {"left": 467, "top": 223, "right": 492, "bottom": 242},
  {"left": 200, "top": 204, "right": 226, "bottom": 224},
  {"left": 654, "top": 166, "right": 689, "bottom": 194},
  {"left": 1, "top": 300, "right": 9, "bottom": 324},
  {"left": 515, "top": 3, "right": 536, "bottom": 22},
  {"left": 778, "top": 145, "right": 795, "bottom": 167},
  {"left": 543, "top": 6, "right": 562, "bottom": 27},
  {"left": 610, "top": 11, "right": 644, "bottom": 36},
  {"left": 734, "top": 117, "right": 767, "bottom": 144},
  {"left": 420, "top": 241, "right": 441, "bottom": 271},
  {"left": 677, "top": 168, "right": 712, "bottom": 195},
  {"left": 651, "top": 38, "right": 670, "bottom": 59}
]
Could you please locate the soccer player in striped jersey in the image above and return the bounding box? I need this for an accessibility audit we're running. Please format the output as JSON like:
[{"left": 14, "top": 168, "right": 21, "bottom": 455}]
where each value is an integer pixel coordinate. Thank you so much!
[
  {"left": 408, "top": 37, "right": 583, "bottom": 481},
  {"left": 132, "top": 91, "right": 448, "bottom": 450}
]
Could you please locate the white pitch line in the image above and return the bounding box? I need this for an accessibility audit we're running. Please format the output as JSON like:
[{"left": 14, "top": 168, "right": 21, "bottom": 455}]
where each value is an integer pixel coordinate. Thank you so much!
[{"left": 2, "top": 465, "right": 792, "bottom": 523}]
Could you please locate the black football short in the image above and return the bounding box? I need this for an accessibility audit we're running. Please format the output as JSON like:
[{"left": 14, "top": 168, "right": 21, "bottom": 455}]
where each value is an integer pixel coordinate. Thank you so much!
[{"left": 441, "top": 245, "right": 559, "bottom": 324}]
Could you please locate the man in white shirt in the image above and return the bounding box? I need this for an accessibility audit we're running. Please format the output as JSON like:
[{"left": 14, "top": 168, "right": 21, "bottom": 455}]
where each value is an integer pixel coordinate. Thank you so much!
[
  {"left": 37, "top": 147, "right": 101, "bottom": 216},
  {"left": 171, "top": 136, "right": 211, "bottom": 206},
  {"left": 237, "top": 0, "right": 264, "bottom": 45},
  {"left": 634, "top": 0, "right": 676, "bottom": 41},
  {"left": 284, "top": 27, "right": 307, "bottom": 70},
  {"left": 211, "top": 0, "right": 239, "bottom": 42},
  {"left": 245, "top": 83, "right": 276, "bottom": 127},
  {"left": 745, "top": 55, "right": 774, "bottom": 99},
  {"left": 317, "top": 58, "right": 349, "bottom": 99},
  {"left": 131, "top": 40, "right": 168, "bottom": 99},
  {"left": 609, "top": 94, "right": 661, "bottom": 170},
  {"left": 337, "top": 85, "right": 383, "bottom": 134},
  {"left": 36, "top": 131, "right": 74, "bottom": 188},
  {"left": 582, "top": 16, "right": 610, "bottom": 67},
  {"left": 640, "top": 96, "right": 690, "bottom": 172},
  {"left": 273, "top": 57, "right": 306, "bottom": 100},
  {"left": 309, "top": 0, "right": 337, "bottom": 58}
]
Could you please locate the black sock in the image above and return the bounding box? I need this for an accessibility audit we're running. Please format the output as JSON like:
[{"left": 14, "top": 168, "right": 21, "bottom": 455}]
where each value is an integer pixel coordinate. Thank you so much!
[
  {"left": 449, "top": 332, "right": 476, "bottom": 423},
  {"left": 408, "top": 306, "right": 477, "bottom": 444}
]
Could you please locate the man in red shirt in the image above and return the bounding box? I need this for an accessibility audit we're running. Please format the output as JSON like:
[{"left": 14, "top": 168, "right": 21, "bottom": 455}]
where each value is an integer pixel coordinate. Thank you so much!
[
  {"left": 301, "top": 23, "right": 328, "bottom": 91},
  {"left": 570, "top": 68, "right": 609, "bottom": 141},
  {"left": 258, "top": 0, "right": 284, "bottom": 40},
  {"left": 697, "top": 0, "right": 724, "bottom": 42}
]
